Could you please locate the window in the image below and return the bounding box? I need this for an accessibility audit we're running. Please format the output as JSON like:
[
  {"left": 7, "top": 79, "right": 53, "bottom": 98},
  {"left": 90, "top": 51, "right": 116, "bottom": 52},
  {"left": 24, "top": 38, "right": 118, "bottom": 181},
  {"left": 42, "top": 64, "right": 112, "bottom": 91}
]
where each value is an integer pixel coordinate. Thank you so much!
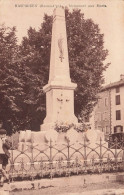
[
  {"left": 98, "top": 126, "right": 102, "bottom": 131},
  {"left": 95, "top": 113, "right": 102, "bottom": 121},
  {"left": 116, "top": 95, "right": 120, "bottom": 105},
  {"left": 99, "top": 113, "right": 102, "bottom": 121},
  {"left": 114, "top": 126, "right": 123, "bottom": 133},
  {"left": 97, "top": 98, "right": 102, "bottom": 108},
  {"left": 105, "top": 126, "right": 109, "bottom": 134},
  {"left": 114, "top": 127, "right": 117, "bottom": 133},
  {"left": 116, "top": 110, "right": 121, "bottom": 120},
  {"left": 116, "top": 87, "right": 120, "bottom": 93},
  {"left": 105, "top": 98, "right": 108, "bottom": 106},
  {"left": 97, "top": 101, "right": 100, "bottom": 108},
  {"left": 95, "top": 121, "right": 97, "bottom": 129},
  {"left": 116, "top": 126, "right": 122, "bottom": 133},
  {"left": 104, "top": 112, "right": 107, "bottom": 120}
]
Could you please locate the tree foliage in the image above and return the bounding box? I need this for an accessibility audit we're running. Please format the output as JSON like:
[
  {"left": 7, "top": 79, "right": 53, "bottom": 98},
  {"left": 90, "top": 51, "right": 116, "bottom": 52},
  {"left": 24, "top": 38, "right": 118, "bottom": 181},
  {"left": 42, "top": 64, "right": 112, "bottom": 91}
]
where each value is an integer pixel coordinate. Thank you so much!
[
  {"left": 65, "top": 9, "right": 109, "bottom": 120},
  {"left": 20, "top": 9, "right": 109, "bottom": 124},
  {"left": 0, "top": 9, "right": 109, "bottom": 134},
  {"left": 0, "top": 24, "right": 24, "bottom": 134},
  {"left": 19, "top": 14, "right": 52, "bottom": 130}
]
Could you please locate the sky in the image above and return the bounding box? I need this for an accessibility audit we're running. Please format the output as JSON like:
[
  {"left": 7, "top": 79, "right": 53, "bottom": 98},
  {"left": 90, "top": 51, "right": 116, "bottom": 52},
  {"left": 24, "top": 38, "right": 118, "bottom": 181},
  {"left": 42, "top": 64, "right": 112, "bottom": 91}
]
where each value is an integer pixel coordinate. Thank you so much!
[{"left": 0, "top": 0, "right": 124, "bottom": 85}]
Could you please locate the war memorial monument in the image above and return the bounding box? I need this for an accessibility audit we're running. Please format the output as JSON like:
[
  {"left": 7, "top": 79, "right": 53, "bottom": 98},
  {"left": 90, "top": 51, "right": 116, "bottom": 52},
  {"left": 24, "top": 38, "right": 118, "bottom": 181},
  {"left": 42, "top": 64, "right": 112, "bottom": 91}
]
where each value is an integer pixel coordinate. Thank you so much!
[{"left": 18, "top": 7, "right": 103, "bottom": 149}]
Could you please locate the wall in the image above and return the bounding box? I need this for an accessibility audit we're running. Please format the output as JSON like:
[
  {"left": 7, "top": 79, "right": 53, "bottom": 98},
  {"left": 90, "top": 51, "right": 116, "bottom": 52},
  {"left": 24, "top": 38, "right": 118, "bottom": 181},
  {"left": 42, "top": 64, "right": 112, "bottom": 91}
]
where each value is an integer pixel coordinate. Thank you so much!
[
  {"left": 111, "top": 85, "right": 124, "bottom": 133},
  {"left": 94, "top": 90, "right": 111, "bottom": 138},
  {"left": 94, "top": 84, "right": 124, "bottom": 137}
]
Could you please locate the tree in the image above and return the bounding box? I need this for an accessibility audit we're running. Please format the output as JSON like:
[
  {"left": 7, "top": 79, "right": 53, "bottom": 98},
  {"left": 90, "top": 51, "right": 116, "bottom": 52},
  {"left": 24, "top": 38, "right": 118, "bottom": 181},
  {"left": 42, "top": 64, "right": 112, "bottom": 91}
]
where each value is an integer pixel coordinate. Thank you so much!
[
  {"left": 0, "top": 24, "right": 24, "bottom": 134},
  {"left": 19, "top": 15, "right": 52, "bottom": 130},
  {"left": 20, "top": 8, "right": 109, "bottom": 129},
  {"left": 0, "top": 8, "right": 109, "bottom": 134},
  {"left": 65, "top": 9, "right": 109, "bottom": 121}
]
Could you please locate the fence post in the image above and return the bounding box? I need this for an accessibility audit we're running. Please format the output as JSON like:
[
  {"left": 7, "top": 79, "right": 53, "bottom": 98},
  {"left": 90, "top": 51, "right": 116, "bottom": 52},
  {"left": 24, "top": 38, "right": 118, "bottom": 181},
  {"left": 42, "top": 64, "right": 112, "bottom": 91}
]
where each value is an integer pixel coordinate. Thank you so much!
[
  {"left": 67, "top": 139, "right": 70, "bottom": 176},
  {"left": 122, "top": 141, "right": 124, "bottom": 171},
  {"left": 30, "top": 141, "right": 34, "bottom": 181},
  {"left": 99, "top": 137, "right": 103, "bottom": 174},
  {"left": 83, "top": 136, "right": 87, "bottom": 173},
  {"left": 10, "top": 135, "right": 14, "bottom": 182},
  {"left": 114, "top": 137, "right": 118, "bottom": 171},
  {"left": 49, "top": 139, "right": 53, "bottom": 179}
]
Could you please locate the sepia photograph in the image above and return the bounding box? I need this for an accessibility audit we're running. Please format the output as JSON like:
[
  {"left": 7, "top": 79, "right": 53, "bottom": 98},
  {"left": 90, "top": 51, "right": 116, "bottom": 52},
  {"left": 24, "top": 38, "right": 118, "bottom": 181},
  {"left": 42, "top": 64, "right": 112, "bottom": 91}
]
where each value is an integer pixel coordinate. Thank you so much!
[{"left": 0, "top": 0, "right": 124, "bottom": 194}]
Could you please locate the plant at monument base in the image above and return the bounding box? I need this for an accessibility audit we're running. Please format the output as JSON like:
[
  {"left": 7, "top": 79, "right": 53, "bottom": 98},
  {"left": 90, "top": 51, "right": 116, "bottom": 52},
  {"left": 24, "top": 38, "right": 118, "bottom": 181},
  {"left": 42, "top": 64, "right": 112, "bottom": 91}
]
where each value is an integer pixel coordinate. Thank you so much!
[
  {"left": 54, "top": 121, "right": 73, "bottom": 133},
  {"left": 54, "top": 121, "right": 87, "bottom": 133},
  {"left": 73, "top": 123, "right": 87, "bottom": 133}
]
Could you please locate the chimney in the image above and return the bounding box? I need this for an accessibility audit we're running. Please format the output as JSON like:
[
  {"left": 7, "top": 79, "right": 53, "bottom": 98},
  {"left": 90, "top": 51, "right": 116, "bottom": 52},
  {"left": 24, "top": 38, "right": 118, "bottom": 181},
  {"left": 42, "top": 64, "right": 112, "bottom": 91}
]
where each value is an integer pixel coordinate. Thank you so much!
[{"left": 120, "top": 74, "right": 124, "bottom": 80}]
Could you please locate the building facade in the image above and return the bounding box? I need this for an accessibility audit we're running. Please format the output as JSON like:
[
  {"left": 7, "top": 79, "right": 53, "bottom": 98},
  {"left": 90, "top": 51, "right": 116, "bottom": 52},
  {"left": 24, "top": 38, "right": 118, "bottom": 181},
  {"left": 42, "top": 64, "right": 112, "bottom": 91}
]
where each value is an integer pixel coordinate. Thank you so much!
[{"left": 94, "top": 75, "right": 124, "bottom": 139}]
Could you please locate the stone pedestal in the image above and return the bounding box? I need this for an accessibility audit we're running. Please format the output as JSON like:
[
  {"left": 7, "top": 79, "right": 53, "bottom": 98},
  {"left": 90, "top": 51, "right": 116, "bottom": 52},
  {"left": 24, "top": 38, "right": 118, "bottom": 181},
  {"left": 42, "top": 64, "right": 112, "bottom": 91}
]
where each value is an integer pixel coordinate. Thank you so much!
[{"left": 41, "top": 83, "right": 78, "bottom": 131}]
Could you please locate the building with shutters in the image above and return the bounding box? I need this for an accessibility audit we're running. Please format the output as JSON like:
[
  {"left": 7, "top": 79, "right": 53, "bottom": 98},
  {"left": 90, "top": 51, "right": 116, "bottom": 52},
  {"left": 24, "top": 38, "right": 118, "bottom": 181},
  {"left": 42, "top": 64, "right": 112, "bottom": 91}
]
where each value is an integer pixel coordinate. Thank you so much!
[{"left": 94, "top": 74, "right": 124, "bottom": 140}]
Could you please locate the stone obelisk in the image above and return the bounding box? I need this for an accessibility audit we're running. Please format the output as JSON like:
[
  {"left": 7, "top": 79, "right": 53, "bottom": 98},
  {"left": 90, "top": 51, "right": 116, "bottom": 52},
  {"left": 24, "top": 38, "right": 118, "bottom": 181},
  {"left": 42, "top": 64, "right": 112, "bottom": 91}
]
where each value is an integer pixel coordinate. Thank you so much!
[{"left": 41, "top": 7, "right": 78, "bottom": 131}]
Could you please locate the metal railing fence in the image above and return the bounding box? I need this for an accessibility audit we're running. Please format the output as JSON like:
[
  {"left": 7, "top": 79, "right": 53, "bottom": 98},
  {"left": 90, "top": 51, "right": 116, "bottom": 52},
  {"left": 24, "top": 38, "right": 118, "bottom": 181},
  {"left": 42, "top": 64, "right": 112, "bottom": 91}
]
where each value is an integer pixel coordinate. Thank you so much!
[{"left": 5, "top": 137, "right": 124, "bottom": 181}]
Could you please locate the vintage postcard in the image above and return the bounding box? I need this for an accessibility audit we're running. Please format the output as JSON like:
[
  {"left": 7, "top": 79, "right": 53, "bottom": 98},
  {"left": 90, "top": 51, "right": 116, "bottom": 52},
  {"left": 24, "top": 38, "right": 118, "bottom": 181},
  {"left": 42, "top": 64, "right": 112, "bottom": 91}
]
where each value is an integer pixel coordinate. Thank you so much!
[{"left": 0, "top": 0, "right": 124, "bottom": 194}]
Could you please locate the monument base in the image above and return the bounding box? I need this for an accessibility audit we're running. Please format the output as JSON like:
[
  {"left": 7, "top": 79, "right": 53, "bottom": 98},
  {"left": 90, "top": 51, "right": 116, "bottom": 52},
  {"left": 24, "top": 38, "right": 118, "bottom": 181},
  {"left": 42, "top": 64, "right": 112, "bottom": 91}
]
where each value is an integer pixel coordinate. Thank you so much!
[
  {"left": 18, "top": 127, "right": 106, "bottom": 151},
  {"left": 40, "top": 123, "right": 55, "bottom": 131}
]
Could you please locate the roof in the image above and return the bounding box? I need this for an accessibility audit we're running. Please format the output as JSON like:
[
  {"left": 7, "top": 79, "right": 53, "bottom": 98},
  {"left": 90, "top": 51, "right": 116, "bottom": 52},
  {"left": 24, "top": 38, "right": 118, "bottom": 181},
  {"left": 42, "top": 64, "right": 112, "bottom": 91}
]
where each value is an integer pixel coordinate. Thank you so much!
[{"left": 101, "top": 79, "right": 124, "bottom": 92}]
